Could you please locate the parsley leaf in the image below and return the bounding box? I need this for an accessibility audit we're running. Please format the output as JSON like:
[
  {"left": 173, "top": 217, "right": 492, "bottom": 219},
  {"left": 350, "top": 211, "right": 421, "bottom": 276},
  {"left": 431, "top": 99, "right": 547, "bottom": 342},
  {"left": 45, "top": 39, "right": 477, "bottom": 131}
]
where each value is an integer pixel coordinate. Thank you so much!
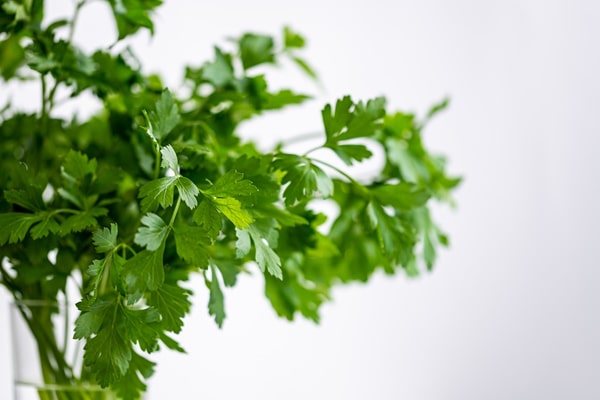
[
  {"left": 236, "top": 220, "right": 282, "bottom": 279},
  {"left": 123, "top": 243, "right": 165, "bottom": 296},
  {"left": 273, "top": 154, "right": 333, "bottom": 205},
  {"left": 174, "top": 223, "right": 211, "bottom": 269},
  {"left": 134, "top": 213, "right": 169, "bottom": 251},
  {"left": 207, "top": 264, "right": 226, "bottom": 328},
  {"left": 321, "top": 96, "right": 386, "bottom": 165},
  {"left": 93, "top": 223, "right": 119, "bottom": 253},
  {"left": 0, "top": 212, "right": 42, "bottom": 244},
  {"left": 238, "top": 33, "right": 275, "bottom": 70},
  {"left": 148, "top": 283, "right": 192, "bottom": 333}
]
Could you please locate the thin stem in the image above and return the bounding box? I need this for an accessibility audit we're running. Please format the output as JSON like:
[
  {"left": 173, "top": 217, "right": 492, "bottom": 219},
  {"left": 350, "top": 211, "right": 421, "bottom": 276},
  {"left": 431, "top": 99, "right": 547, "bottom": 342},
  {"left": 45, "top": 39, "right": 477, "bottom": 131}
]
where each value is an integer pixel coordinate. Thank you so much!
[
  {"left": 169, "top": 195, "right": 182, "bottom": 228},
  {"left": 310, "top": 158, "right": 360, "bottom": 186},
  {"left": 153, "top": 149, "right": 161, "bottom": 179},
  {"left": 302, "top": 145, "right": 322, "bottom": 157}
]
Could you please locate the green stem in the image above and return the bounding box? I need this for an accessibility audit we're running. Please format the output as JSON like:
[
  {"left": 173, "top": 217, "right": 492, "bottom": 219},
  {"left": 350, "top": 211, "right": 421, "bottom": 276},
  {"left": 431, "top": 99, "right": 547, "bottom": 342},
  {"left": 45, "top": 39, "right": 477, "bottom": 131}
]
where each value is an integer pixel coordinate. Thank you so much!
[
  {"left": 169, "top": 195, "right": 182, "bottom": 228},
  {"left": 302, "top": 145, "right": 322, "bottom": 157},
  {"left": 310, "top": 158, "right": 370, "bottom": 197}
]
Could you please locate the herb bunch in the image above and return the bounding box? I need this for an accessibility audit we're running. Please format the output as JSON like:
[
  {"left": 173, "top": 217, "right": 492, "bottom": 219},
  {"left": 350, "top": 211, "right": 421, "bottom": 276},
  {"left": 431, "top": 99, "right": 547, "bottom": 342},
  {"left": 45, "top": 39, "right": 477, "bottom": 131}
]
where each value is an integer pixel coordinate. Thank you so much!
[{"left": 0, "top": 1, "right": 460, "bottom": 399}]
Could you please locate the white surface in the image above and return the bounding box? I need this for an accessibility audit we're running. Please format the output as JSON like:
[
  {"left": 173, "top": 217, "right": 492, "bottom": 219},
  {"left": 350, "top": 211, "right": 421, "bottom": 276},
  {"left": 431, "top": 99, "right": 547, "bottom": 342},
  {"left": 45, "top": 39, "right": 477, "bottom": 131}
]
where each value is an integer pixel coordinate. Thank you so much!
[{"left": 2, "top": 0, "right": 600, "bottom": 399}]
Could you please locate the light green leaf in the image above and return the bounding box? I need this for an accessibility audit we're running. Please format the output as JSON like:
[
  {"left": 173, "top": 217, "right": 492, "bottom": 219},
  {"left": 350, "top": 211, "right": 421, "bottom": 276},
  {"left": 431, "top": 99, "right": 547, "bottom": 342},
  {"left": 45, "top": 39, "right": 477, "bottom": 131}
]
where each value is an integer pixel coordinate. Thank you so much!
[
  {"left": 160, "top": 145, "right": 179, "bottom": 173},
  {"left": 283, "top": 26, "right": 306, "bottom": 49},
  {"left": 211, "top": 196, "right": 254, "bottom": 229},
  {"left": 139, "top": 176, "right": 177, "bottom": 212},
  {"left": 175, "top": 176, "right": 199, "bottom": 209},
  {"left": 134, "top": 213, "right": 169, "bottom": 251},
  {"left": 236, "top": 222, "right": 282, "bottom": 279},
  {"left": 205, "top": 170, "right": 257, "bottom": 198}
]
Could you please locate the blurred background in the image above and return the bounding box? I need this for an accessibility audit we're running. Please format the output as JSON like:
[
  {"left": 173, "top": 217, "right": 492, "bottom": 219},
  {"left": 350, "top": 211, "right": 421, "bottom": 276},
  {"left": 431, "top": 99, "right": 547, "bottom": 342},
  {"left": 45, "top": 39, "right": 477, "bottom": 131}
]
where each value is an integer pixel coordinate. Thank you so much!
[{"left": 1, "top": 0, "right": 599, "bottom": 398}]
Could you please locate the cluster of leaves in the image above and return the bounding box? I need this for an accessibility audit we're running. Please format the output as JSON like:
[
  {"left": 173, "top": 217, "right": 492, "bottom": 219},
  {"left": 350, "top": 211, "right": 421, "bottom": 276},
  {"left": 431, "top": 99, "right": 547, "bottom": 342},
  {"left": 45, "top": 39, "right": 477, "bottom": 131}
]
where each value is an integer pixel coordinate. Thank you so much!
[{"left": 0, "top": 1, "right": 460, "bottom": 399}]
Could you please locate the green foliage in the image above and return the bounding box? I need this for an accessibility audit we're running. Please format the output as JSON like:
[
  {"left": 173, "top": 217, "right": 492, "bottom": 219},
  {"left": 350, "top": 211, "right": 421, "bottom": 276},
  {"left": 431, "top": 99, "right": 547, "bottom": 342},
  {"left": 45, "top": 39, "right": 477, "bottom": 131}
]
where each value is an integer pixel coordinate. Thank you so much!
[{"left": 0, "top": 1, "right": 460, "bottom": 399}]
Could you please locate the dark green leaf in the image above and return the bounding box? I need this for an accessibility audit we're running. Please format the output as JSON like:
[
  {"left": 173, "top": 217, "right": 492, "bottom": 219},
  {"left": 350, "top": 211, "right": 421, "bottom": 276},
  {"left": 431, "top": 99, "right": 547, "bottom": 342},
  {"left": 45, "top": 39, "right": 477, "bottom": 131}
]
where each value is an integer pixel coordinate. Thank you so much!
[
  {"left": 148, "top": 283, "right": 192, "bottom": 333},
  {"left": 139, "top": 176, "right": 177, "bottom": 212},
  {"left": 0, "top": 212, "right": 42, "bottom": 244},
  {"left": 239, "top": 33, "right": 275, "bottom": 70},
  {"left": 207, "top": 264, "right": 226, "bottom": 328},
  {"left": 273, "top": 154, "right": 333, "bottom": 205},
  {"left": 174, "top": 223, "right": 211, "bottom": 269},
  {"left": 93, "top": 223, "right": 119, "bottom": 253},
  {"left": 192, "top": 200, "right": 222, "bottom": 240},
  {"left": 371, "top": 183, "right": 430, "bottom": 210},
  {"left": 123, "top": 243, "right": 165, "bottom": 295},
  {"left": 202, "top": 47, "right": 234, "bottom": 87}
]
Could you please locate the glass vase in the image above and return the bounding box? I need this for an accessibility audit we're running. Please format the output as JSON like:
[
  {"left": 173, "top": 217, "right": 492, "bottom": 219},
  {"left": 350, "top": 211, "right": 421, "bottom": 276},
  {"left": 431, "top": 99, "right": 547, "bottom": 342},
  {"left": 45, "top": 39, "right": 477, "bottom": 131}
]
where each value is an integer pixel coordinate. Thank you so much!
[{"left": 10, "top": 300, "right": 117, "bottom": 400}]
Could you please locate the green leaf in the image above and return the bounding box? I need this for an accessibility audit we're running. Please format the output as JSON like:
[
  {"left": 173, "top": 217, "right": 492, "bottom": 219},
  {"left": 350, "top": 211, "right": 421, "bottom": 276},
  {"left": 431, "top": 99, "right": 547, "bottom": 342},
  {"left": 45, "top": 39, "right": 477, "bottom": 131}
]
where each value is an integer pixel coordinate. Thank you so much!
[
  {"left": 205, "top": 170, "right": 258, "bottom": 198},
  {"left": 239, "top": 33, "right": 275, "bottom": 70},
  {"left": 192, "top": 200, "right": 222, "bottom": 240},
  {"left": 112, "top": 352, "right": 155, "bottom": 400},
  {"left": 4, "top": 186, "right": 45, "bottom": 211},
  {"left": 202, "top": 47, "right": 234, "bottom": 87},
  {"left": 123, "top": 243, "right": 165, "bottom": 295},
  {"left": 160, "top": 145, "right": 179, "bottom": 172},
  {"left": 148, "top": 283, "right": 192, "bottom": 333},
  {"left": 426, "top": 97, "right": 450, "bottom": 120},
  {"left": 283, "top": 26, "right": 305, "bottom": 49},
  {"left": 331, "top": 143, "right": 373, "bottom": 166},
  {"left": 236, "top": 221, "right": 282, "bottom": 279},
  {"left": 79, "top": 296, "right": 132, "bottom": 387},
  {"left": 120, "top": 306, "right": 160, "bottom": 352},
  {"left": 273, "top": 154, "right": 333, "bottom": 205},
  {"left": 139, "top": 176, "right": 177, "bottom": 212},
  {"left": 263, "top": 89, "right": 311, "bottom": 110},
  {"left": 0, "top": 212, "right": 42, "bottom": 244},
  {"left": 207, "top": 264, "right": 226, "bottom": 328},
  {"left": 60, "top": 207, "right": 108, "bottom": 234},
  {"left": 174, "top": 176, "right": 199, "bottom": 209},
  {"left": 134, "top": 213, "right": 169, "bottom": 251},
  {"left": 200, "top": 170, "right": 257, "bottom": 228},
  {"left": 93, "top": 223, "right": 119, "bottom": 253},
  {"left": 291, "top": 56, "right": 318, "bottom": 80},
  {"left": 61, "top": 150, "right": 97, "bottom": 182},
  {"left": 370, "top": 183, "right": 430, "bottom": 210},
  {"left": 211, "top": 196, "right": 254, "bottom": 229},
  {"left": 366, "top": 201, "right": 414, "bottom": 265},
  {"left": 146, "top": 89, "right": 180, "bottom": 142},
  {"left": 107, "top": 0, "right": 162, "bottom": 40},
  {"left": 0, "top": 34, "right": 24, "bottom": 80},
  {"left": 29, "top": 211, "right": 60, "bottom": 239},
  {"left": 174, "top": 223, "right": 211, "bottom": 269},
  {"left": 322, "top": 96, "right": 386, "bottom": 146}
]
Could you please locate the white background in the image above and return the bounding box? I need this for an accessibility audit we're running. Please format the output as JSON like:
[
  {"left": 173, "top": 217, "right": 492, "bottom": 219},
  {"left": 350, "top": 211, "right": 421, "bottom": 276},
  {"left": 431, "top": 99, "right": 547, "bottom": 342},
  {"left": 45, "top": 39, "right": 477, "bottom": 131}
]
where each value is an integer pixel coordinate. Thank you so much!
[{"left": 1, "top": 0, "right": 599, "bottom": 399}]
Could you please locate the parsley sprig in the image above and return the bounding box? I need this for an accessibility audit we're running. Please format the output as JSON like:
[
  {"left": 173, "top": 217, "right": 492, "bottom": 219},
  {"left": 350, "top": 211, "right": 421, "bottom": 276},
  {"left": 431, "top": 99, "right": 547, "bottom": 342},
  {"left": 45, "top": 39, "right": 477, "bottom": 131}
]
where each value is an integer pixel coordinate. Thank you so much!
[{"left": 0, "top": 1, "right": 460, "bottom": 399}]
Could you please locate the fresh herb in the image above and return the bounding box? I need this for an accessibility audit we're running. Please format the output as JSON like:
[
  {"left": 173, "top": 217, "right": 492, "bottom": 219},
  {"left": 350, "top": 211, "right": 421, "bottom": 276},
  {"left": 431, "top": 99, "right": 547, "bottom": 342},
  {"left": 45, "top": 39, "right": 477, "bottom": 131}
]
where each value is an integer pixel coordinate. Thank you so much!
[{"left": 0, "top": 1, "right": 460, "bottom": 399}]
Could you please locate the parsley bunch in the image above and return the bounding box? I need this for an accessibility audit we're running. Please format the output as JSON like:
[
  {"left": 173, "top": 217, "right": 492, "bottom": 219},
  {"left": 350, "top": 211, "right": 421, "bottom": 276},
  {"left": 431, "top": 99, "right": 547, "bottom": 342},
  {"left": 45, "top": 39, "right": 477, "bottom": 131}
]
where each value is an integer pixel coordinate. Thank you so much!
[{"left": 0, "top": 1, "right": 460, "bottom": 399}]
